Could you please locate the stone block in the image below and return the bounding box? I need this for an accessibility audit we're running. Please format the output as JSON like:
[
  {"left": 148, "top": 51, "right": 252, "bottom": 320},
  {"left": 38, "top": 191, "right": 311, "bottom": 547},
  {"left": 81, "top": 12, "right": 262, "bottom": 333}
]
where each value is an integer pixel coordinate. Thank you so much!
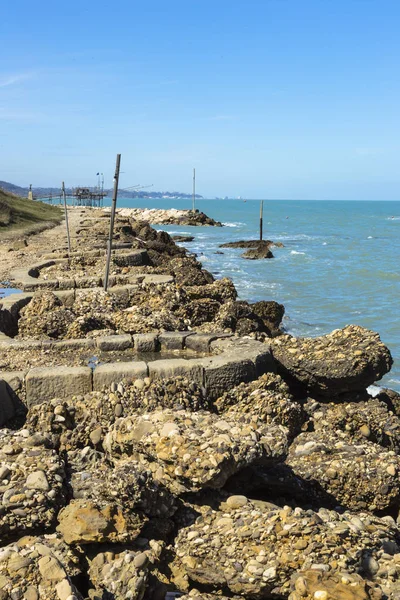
[
  {"left": 57, "top": 278, "right": 76, "bottom": 290},
  {"left": 96, "top": 334, "right": 133, "bottom": 351},
  {"left": 0, "top": 371, "right": 26, "bottom": 392},
  {"left": 199, "top": 355, "right": 256, "bottom": 400},
  {"left": 159, "top": 331, "right": 194, "bottom": 351},
  {"left": 74, "top": 276, "right": 102, "bottom": 289},
  {"left": 185, "top": 333, "right": 218, "bottom": 353},
  {"left": 0, "top": 380, "right": 16, "bottom": 426},
  {"left": 26, "top": 366, "right": 92, "bottom": 406},
  {"left": 148, "top": 359, "right": 203, "bottom": 384},
  {"left": 93, "top": 362, "right": 148, "bottom": 390},
  {"left": 112, "top": 249, "right": 149, "bottom": 267},
  {"left": 54, "top": 289, "right": 75, "bottom": 307},
  {"left": 52, "top": 339, "right": 95, "bottom": 351},
  {"left": 133, "top": 333, "right": 159, "bottom": 353}
]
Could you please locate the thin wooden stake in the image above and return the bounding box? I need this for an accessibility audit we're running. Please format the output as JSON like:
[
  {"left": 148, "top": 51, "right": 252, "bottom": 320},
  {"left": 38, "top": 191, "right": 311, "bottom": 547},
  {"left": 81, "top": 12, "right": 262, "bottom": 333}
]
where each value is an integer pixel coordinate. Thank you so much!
[
  {"left": 62, "top": 182, "right": 71, "bottom": 255},
  {"left": 104, "top": 154, "right": 121, "bottom": 291},
  {"left": 259, "top": 200, "right": 264, "bottom": 241},
  {"left": 192, "top": 168, "right": 196, "bottom": 212}
]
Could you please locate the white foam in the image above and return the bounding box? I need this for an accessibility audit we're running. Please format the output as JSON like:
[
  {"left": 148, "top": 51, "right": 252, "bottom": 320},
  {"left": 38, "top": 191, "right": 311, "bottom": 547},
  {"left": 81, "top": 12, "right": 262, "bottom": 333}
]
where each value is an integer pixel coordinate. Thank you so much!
[
  {"left": 290, "top": 250, "right": 305, "bottom": 255},
  {"left": 322, "top": 242, "right": 327, "bottom": 245},
  {"left": 367, "top": 385, "right": 383, "bottom": 397},
  {"left": 222, "top": 222, "right": 245, "bottom": 228}
]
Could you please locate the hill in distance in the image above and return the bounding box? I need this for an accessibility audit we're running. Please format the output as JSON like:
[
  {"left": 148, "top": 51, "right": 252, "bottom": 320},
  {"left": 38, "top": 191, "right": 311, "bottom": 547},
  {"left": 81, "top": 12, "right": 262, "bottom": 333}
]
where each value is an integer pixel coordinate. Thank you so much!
[
  {"left": 0, "top": 188, "right": 62, "bottom": 238},
  {"left": 0, "top": 181, "right": 203, "bottom": 200}
]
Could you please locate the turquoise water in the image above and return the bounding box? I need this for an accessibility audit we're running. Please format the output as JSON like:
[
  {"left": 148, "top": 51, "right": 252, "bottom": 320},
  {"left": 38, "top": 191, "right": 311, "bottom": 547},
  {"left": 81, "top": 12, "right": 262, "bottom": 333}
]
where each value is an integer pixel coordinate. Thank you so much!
[{"left": 104, "top": 198, "right": 400, "bottom": 392}]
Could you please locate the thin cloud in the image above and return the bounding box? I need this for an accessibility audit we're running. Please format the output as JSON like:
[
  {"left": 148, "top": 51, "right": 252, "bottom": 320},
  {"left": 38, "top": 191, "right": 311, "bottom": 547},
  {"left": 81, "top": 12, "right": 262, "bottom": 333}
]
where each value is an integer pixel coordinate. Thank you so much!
[{"left": 0, "top": 72, "right": 36, "bottom": 88}]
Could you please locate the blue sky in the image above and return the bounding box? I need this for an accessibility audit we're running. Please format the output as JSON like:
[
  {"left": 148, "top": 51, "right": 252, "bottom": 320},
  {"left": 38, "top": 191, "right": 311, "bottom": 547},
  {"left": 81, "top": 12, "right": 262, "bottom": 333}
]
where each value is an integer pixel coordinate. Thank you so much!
[{"left": 1, "top": 0, "right": 400, "bottom": 199}]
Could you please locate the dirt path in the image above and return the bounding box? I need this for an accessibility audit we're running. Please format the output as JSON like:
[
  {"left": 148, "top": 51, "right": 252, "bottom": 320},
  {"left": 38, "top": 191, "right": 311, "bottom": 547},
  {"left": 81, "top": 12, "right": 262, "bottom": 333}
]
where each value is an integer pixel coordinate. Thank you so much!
[{"left": 0, "top": 207, "right": 90, "bottom": 283}]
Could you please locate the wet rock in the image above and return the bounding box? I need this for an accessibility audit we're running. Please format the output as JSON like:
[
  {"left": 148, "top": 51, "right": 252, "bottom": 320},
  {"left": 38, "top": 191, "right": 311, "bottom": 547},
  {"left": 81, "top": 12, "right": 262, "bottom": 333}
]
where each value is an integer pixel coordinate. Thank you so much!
[
  {"left": 171, "top": 501, "right": 397, "bottom": 598},
  {"left": 287, "top": 430, "right": 400, "bottom": 512},
  {"left": 103, "top": 409, "right": 288, "bottom": 494},
  {"left": 271, "top": 325, "right": 393, "bottom": 399},
  {"left": 251, "top": 300, "right": 285, "bottom": 336}
]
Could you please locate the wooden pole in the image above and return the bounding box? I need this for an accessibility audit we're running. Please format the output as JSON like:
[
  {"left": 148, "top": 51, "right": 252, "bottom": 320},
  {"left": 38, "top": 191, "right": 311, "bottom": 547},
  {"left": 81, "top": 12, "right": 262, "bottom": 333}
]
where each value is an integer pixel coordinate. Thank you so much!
[
  {"left": 192, "top": 168, "right": 196, "bottom": 212},
  {"left": 62, "top": 182, "right": 71, "bottom": 255},
  {"left": 104, "top": 154, "right": 121, "bottom": 291},
  {"left": 259, "top": 200, "right": 264, "bottom": 241}
]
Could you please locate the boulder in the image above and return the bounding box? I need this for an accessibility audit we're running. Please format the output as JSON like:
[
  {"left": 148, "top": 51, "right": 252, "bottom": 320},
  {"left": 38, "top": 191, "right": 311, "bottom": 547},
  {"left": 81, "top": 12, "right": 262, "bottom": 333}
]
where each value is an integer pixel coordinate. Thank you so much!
[
  {"left": 251, "top": 299, "right": 285, "bottom": 336},
  {"left": 103, "top": 408, "right": 288, "bottom": 494},
  {"left": 172, "top": 500, "right": 395, "bottom": 598},
  {"left": 88, "top": 543, "right": 163, "bottom": 600},
  {"left": 287, "top": 430, "right": 400, "bottom": 512},
  {"left": 215, "top": 373, "right": 304, "bottom": 440},
  {"left": 271, "top": 325, "right": 393, "bottom": 399},
  {"left": 0, "top": 429, "right": 67, "bottom": 542},
  {"left": 0, "top": 535, "right": 83, "bottom": 600},
  {"left": 305, "top": 397, "right": 400, "bottom": 452}
]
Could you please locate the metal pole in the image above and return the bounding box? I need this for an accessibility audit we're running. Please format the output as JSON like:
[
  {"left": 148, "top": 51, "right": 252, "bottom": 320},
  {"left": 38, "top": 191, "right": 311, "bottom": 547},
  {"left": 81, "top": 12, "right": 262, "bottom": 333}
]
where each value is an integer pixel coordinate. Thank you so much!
[
  {"left": 104, "top": 154, "right": 121, "bottom": 291},
  {"left": 192, "top": 168, "right": 195, "bottom": 212},
  {"left": 62, "top": 182, "right": 71, "bottom": 255},
  {"left": 259, "top": 200, "right": 264, "bottom": 241}
]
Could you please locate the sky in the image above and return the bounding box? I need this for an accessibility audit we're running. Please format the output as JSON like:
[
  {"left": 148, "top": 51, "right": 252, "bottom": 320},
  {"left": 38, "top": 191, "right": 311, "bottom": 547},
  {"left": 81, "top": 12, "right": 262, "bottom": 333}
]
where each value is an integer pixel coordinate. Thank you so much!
[{"left": 1, "top": 0, "right": 400, "bottom": 200}]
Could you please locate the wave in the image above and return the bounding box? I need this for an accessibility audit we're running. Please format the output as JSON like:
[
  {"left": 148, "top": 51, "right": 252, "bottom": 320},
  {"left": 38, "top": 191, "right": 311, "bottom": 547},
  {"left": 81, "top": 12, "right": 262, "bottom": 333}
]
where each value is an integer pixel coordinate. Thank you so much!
[
  {"left": 290, "top": 250, "right": 305, "bottom": 255},
  {"left": 222, "top": 222, "right": 245, "bottom": 227},
  {"left": 367, "top": 385, "right": 383, "bottom": 397}
]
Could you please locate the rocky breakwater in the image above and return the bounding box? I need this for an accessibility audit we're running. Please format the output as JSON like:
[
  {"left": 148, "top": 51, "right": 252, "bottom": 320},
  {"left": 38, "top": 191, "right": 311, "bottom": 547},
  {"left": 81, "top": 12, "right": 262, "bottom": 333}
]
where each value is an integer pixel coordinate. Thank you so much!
[
  {"left": 105, "top": 207, "right": 223, "bottom": 227},
  {"left": 0, "top": 324, "right": 399, "bottom": 598}
]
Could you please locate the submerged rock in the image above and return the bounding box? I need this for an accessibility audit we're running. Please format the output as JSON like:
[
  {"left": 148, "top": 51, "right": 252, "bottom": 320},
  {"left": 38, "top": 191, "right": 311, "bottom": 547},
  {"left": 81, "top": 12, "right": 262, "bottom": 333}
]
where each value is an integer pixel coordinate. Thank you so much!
[{"left": 271, "top": 325, "right": 393, "bottom": 399}]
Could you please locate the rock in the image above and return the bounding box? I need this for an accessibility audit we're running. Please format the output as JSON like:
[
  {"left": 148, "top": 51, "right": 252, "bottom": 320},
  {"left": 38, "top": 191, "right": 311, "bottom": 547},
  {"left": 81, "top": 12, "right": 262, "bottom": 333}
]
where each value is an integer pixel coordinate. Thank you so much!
[
  {"left": 88, "top": 543, "right": 163, "bottom": 600},
  {"left": 215, "top": 373, "right": 305, "bottom": 440},
  {"left": 242, "top": 244, "right": 274, "bottom": 259},
  {"left": 305, "top": 398, "right": 400, "bottom": 452},
  {"left": 0, "top": 429, "right": 67, "bottom": 542},
  {"left": 103, "top": 408, "right": 288, "bottom": 494},
  {"left": 172, "top": 501, "right": 396, "bottom": 598},
  {"left": 271, "top": 325, "right": 393, "bottom": 398},
  {"left": 57, "top": 499, "right": 144, "bottom": 545},
  {"left": 287, "top": 430, "right": 400, "bottom": 512},
  {"left": 288, "top": 569, "right": 381, "bottom": 600},
  {"left": 0, "top": 535, "right": 83, "bottom": 600},
  {"left": 67, "top": 446, "right": 177, "bottom": 518},
  {"left": 251, "top": 300, "right": 285, "bottom": 336},
  {"left": 26, "top": 470, "right": 50, "bottom": 491},
  {"left": 0, "top": 379, "right": 16, "bottom": 427}
]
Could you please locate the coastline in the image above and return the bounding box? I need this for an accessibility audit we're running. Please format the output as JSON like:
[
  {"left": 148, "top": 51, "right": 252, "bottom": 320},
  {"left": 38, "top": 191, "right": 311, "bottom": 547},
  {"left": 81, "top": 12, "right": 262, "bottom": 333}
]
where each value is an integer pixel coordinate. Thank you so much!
[{"left": 0, "top": 205, "right": 400, "bottom": 598}]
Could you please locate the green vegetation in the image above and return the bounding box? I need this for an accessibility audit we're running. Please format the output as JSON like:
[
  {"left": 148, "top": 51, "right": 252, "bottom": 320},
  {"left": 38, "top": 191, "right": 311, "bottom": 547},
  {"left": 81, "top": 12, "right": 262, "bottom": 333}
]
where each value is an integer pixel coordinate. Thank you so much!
[{"left": 0, "top": 189, "right": 62, "bottom": 237}]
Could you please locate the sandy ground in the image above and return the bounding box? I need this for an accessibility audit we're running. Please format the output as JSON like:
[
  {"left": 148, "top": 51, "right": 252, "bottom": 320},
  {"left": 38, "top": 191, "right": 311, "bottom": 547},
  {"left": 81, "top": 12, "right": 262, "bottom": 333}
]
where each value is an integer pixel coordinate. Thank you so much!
[{"left": 0, "top": 207, "right": 90, "bottom": 283}]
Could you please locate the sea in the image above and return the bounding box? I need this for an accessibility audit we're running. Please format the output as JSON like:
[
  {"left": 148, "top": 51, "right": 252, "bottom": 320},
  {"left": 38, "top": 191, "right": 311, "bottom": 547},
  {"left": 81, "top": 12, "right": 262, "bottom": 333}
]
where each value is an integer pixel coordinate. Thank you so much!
[{"left": 110, "top": 198, "right": 400, "bottom": 392}]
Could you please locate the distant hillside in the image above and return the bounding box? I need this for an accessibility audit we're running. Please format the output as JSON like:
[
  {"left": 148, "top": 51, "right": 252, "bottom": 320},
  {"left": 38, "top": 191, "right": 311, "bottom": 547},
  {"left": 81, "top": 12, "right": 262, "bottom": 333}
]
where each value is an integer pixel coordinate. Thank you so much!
[
  {"left": 0, "top": 180, "right": 203, "bottom": 200},
  {"left": 0, "top": 188, "right": 62, "bottom": 237}
]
